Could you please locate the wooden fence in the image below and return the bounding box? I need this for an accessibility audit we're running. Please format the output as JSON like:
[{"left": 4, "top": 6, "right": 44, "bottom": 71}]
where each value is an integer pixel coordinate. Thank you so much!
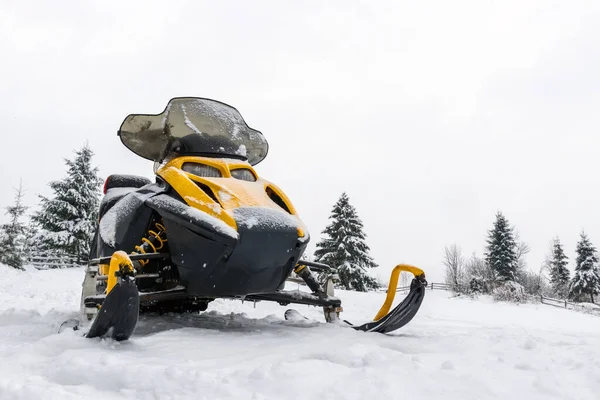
[
  {"left": 27, "top": 254, "right": 85, "bottom": 269},
  {"left": 394, "top": 285, "right": 600, "bottom": 317},
  {"left": 395, "top": 282, "right": 451, "bottom": 293},
  {"left": 540, "top": 294, "right": 600, "bottom": 315}
]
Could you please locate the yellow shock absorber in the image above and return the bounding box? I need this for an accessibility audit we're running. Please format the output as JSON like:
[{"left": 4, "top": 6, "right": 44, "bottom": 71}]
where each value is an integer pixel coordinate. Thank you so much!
[
  {"left": 101, "top": 222, "right": 168, "bottom": 296},
  {"left": 106, "top": 250, "right": 135, "bottom": 294},
  {"left": 132, "top": 222, "right": 168, "bottom": 268},
  {"left": 373, "top": 264, "right": 425, "bottom": 321}
]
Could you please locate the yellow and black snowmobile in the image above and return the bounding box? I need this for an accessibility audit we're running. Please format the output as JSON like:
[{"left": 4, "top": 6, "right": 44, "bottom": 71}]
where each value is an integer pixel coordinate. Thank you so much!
[{"left": 77, "top": 97, "right": 427, "bottom": 341}]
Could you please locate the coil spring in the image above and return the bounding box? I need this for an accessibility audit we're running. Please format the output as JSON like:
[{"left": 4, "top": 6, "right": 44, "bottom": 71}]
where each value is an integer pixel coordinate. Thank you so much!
[{"left": 133, "top": 222, "right": 168, "bottom": 268}]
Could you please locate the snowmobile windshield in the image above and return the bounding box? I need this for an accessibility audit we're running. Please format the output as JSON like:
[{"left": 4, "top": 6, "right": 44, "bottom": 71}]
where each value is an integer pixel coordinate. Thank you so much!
[{"left": 118, "top": 97, "right": 269, "bottom": 166}]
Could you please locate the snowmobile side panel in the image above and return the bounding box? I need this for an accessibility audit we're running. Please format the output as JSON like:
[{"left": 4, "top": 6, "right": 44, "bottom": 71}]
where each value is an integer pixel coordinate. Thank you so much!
[
  {"left": 99, "top": 187, "right": 138, "bottom": 220},
  {"left": 95, "top": 183, "right": 167, "bottom": 257},
  {"left": 145, "top": 194, "right": 239, "bottom": 246}
]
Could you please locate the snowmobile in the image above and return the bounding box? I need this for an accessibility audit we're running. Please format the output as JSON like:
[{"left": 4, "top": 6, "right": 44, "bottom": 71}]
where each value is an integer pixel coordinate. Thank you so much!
[{"left": 77, "top": 97, "right": 428, "bottom": 341}]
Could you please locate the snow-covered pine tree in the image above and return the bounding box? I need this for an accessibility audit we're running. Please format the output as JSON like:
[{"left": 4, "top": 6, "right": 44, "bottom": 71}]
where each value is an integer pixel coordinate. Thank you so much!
[
  {"left": 548, "top": 237, "right": 570, "bottom": 297},
  {"left": 484, "top": 211, "right": 518, "bottom": 282},
  {"left": 569, "top": 231, "right": 600, "bottom": 303},
  {"left": 21, "top": 219, "right": 40, "bottom": 265},
  {"left": 313, "top": 192, "right": 379, "bottom": 292},
  {"left": 0, "top": 181, "right": 28, "bottom": 269},
  {"left": 30, "top": 145, "right": 103, "bottom": 267}
]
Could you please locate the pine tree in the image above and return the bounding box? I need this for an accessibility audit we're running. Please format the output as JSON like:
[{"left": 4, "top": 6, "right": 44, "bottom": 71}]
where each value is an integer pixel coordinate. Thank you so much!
[
  {"left": 484, "top": 211, "right": 518, "bottom": 282},
  {"left": 30, "top": 145, "right": 103, "bottom": 267},
  {"left": 314, "top": 192, "right": 379, "bottom": 292},
  {"left": 548, "top": 237, "right": 570, "bottom": 297},
  {"left": 0, "top": 181, "right": 28, "bottom": 269},
  {"left": 569, "top": 231, "right": 600, "bottom": 303}
]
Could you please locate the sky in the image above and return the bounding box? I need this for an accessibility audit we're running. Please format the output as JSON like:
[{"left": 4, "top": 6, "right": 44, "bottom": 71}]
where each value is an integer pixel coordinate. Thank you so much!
[{"left": 1, "top": 0, "right": 600, "bottom": 283}]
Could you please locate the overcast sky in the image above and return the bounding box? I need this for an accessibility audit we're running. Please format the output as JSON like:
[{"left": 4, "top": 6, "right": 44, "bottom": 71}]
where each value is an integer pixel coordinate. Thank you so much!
[{"left": 2, "top": 0, "right": 599, "bottom": 282}]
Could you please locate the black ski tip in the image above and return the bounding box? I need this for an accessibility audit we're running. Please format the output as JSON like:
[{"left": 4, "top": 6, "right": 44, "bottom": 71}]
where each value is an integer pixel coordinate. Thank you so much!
[
  {"left": 351, "top": 279, "right": 426, "bottom": 334},
  {"left": 86, "top": 278, "right": 140, "bottom": 341}
]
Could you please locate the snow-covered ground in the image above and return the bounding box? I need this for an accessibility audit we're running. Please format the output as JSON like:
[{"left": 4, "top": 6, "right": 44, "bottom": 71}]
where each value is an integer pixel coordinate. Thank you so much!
[{"left": 1, "top": 264, "right": 599, "bottom": 400}]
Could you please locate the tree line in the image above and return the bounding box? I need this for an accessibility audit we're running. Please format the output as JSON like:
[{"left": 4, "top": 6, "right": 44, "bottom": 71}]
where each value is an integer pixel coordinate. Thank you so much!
[
  {"left": 3, "top": 147, "right": 596, "bottom": 303},
  {"left": 444, "top": 211, "right": 600, "bottom": 304},
  {"left": 0, "top": 145, "right": 102, "bottom": 269}
]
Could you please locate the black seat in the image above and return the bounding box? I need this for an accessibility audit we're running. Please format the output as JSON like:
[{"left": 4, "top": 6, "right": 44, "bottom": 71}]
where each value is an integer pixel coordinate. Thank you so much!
[{"left": 104, "top": 174, "right": 152, "bottom": 191}]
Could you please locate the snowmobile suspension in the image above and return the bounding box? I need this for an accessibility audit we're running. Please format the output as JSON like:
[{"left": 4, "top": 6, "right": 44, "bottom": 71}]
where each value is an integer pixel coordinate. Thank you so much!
[
  {"left": 293, "top": 264, "right": 323, "bottom": 294},
  {"left": 133, "top": 221, "right": 168, "bottom": 268},
  {"left": 100, "top": 221, "right": 168, "bottom": 294}
]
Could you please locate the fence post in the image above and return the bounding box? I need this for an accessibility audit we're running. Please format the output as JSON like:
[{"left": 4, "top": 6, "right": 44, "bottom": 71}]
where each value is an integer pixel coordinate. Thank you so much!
[
  {"left": 565, "top": 300, "right": 567, "bottom": 308},
  {"left": 540, "top": 294, "right": 543, "bottom": 303}
]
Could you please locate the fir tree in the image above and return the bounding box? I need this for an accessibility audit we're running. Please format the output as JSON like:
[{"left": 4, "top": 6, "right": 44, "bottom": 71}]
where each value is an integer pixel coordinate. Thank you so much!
[
  {"left": 484, "top": 211, "right": 518, "bottom": 282},
  {"left": 314, "top": 192, "right": 379, "bottom": 292},
  {"left": 21, "top": 220, "right": 40, "bottom": 264},
  {"left": 0, "top": 181, "right": 28, "bottom": 269},
  {"left": 30, "top": 145, "right": 103, "bottom": 267},
  {"left": 569, "top": 231, "right": 600, "bottom": 303},
  {"left": 548, "top": 237, "right": 570, "bottom": 297}
]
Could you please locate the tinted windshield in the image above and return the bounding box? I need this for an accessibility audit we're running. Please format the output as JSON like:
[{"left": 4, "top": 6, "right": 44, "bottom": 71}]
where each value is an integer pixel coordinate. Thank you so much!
[{"left": 118, "top": 97, "right": 268, "bottom": 165}]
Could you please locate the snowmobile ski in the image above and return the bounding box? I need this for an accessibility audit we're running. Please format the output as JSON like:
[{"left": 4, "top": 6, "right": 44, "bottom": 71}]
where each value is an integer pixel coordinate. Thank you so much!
[
  {"left": 347, "top": 265, "right": 426, "bottom": 334},
  {"left": 286, "top": 265, "right": 426, "bottom": 334},
  {"left": 348, "top": 278, "right": 426, "bottom": 333},
  {"left": 86, "top": 251, "right": 140, "bottom": 341}
]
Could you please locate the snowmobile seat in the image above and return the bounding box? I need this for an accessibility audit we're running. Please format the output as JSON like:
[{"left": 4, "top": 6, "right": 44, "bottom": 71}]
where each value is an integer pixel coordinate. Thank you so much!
[
  {"left": 104, "top": 174, "right": 152, "bottom": 191},
  {"left": 99, "top": 174, "right": 152, "bottom": 219}
]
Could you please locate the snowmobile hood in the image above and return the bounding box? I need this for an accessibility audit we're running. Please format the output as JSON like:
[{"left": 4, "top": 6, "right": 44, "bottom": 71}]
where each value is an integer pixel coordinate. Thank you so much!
[{"left": 118, "top": 97, "right": 269, "bottom": 166}]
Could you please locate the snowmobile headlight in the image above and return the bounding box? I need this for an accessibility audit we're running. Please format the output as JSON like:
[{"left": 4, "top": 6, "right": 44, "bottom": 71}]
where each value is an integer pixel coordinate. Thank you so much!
[
  {"left": 182, "top": 162, "right": 222, "bottom": 178},
  {"left": 230, "top": 168, "right": 256, "bottom": 182}
]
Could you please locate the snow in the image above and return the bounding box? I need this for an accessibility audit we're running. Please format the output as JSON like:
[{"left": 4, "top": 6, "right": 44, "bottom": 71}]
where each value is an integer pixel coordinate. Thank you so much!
[
  {"left": 183, "top": 207, "right": 238, "bottom": 240},
  {"left": 1, "top": 264, "right": 600, "bottom": 399},
  {"left": 102, "top": 187, "right": 135, "bottom": 205},
  {"left": 579, "top": 302, "right": 600, "bottom": 309},
  {"left": 236, "top": 144, "right": 247, "bottom": 157},
  {"left": 149, "top": 195, "right": 239, "bottom": 240},
  {"left": 234, "top": 206, "right": 302, "bottom": 232},
  {"left": 180, "top": 103, "right": 203, "bottom": 135},
  {"left": 98, "top": 192, "right": 139, "bottom": 247}
]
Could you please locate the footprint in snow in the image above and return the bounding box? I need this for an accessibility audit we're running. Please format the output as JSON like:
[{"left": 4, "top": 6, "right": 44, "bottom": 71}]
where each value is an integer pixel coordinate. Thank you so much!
[{"left": 441, "top": 360, "right": 454, "bottom": 370}]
